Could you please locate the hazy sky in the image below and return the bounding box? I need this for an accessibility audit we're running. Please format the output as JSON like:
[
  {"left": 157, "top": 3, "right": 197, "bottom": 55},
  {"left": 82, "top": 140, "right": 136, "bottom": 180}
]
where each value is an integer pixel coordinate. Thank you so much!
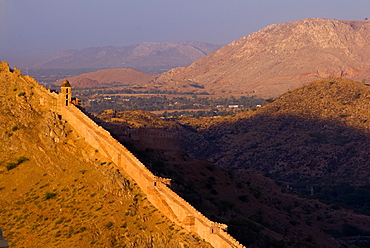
[{"left": 1, "top": 0, "right": 369, "bottom": 60}]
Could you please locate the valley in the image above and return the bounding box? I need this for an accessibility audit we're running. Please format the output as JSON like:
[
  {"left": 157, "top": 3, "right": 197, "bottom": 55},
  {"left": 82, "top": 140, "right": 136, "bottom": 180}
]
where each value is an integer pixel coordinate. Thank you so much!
[{"left": 74, "top": 89, "right": 265, "bottom": 116}]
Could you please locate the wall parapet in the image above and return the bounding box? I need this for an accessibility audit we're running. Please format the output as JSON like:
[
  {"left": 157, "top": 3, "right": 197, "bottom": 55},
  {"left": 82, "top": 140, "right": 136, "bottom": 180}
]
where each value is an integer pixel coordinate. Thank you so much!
[{"left": 61, "top": 105, "right": 246, "bottom": 248}]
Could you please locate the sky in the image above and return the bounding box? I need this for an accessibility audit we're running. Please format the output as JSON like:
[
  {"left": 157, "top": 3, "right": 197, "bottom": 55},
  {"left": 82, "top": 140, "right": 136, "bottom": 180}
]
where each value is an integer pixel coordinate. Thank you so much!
[{"left": 1, "top": 0, "right": 369, "bottom": 62}]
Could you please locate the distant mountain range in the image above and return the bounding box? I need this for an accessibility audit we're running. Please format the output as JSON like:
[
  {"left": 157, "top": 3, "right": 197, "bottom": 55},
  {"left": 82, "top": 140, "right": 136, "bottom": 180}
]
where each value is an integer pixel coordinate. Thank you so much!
[
  {"left": 31, "top": 41, "right": 222, "bottom": 74},
  {"left": 152, "top": 18, "right": 370, "bottom": 97},
  {"left": 56, "top": 18, "right": 370, "bottom": 99}
]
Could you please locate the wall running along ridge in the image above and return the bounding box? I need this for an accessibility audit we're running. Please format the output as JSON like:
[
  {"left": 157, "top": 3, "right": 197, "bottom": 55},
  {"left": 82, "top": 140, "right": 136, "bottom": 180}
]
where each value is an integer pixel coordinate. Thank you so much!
[
  {"left": 60, "top": 105, "right": 245, "bottom": 248},
  {"left": 7, "top": 62, "right": 245, "bottom": 248},
  {"left": 0, "top": 61, "right": 245, "bottom": 248}
]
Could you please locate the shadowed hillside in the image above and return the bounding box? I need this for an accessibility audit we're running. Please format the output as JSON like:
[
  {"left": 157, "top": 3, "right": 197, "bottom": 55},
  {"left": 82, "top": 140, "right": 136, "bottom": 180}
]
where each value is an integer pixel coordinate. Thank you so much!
[
  {"left": 178, "top": 79, "right": 370, "bottom": 183},
  {"left": 173, "top": 78, "right": 370, "bottom": 216},
  {"left": 98, "top": 105, "right": 370, "bottom": 248}
]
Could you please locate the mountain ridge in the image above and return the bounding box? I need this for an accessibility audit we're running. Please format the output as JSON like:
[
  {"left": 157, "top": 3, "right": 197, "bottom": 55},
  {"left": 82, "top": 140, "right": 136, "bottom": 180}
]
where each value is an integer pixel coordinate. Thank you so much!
[
  {"left": 31, "top": 41, "right": 222, "bottom": 74},
  {"left": 152, "top": 18, "right": 370, "bottom": 97}
]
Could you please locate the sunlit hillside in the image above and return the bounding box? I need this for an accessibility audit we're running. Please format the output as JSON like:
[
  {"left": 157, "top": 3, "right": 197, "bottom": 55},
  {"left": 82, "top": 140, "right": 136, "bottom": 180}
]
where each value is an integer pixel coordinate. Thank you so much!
[{"left": 0, "top": 62, "right": 211, "bottom": 248}]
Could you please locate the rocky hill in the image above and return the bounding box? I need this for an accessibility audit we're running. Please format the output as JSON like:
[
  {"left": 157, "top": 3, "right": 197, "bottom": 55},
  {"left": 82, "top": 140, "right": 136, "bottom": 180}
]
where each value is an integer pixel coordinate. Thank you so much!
[
  {"left": 152, "top": 18, "right": 370, "bottom": 97},
  {"left": 32, "top": 41, "right": 222, "bottom": 74},
  {"left": 0, "top": 62, "right": 212, "bottom": 248},
  {"left": 54, "top": 68, "right": 157, "bottom": 89},
  {"left": 177, "top": 78, "right": 370, "bottom": 187}
]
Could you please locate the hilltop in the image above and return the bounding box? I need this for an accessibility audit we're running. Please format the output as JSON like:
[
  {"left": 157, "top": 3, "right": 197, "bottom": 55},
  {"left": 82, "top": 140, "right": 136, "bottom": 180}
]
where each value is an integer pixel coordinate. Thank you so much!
[
  {"left": 0, "top": 62, "right": 212, "bottom": 248},
  {"left": 151, "top": 18, "right": 370, "bottom": 97},
  {"left": 54, "top": 68, "right": 157, "bottom": 89},
  {"left": 30, "top": 41, "right": 222, "bottom": 74}
]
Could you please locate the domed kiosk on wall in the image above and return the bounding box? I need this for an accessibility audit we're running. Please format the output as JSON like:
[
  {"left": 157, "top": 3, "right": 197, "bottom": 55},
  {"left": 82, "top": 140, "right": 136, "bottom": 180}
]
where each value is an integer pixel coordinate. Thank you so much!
[{"left": 60, "top": 80, "right": 72, "bottom": 107}]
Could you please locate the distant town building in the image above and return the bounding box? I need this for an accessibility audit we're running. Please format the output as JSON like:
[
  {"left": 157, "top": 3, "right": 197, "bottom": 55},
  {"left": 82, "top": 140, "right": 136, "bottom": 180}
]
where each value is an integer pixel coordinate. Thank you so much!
[{"left": 228, "top": 104, "right": 239, "bottom": 108}]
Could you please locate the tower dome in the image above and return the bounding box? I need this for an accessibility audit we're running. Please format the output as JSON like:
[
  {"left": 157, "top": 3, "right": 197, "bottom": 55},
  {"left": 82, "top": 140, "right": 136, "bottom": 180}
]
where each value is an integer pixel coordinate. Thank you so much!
[
  {"left": 60, "top": 80, "right": 72, "bottom": 106},
  {"left": 61, "top": 80, "right": 71, "bottom": 87}
]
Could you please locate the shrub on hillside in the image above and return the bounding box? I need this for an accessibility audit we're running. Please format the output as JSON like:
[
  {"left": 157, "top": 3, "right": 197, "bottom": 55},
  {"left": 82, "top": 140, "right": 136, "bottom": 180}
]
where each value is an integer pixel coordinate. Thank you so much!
[
  {"left": 6, "top": 163, "right": 17, "bottom": 170},
  {"left": 4, "top": 156, "right": 29, "bottom": 171},
  {"left": 44, "top": 192, "right": 57, "bottom": 200}
]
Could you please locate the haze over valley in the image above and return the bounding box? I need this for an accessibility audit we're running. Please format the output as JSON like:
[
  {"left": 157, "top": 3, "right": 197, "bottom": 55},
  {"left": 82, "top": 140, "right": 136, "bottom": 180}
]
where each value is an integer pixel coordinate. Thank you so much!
[{"left": 2, "top": 1, "right": 370, "bottom": 247}]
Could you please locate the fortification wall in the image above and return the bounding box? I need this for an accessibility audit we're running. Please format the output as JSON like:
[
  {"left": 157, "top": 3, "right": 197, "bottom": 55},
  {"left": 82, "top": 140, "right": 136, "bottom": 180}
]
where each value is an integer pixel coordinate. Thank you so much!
[{"left": 61, "top": 105, "right": 245, "bottom": 248}]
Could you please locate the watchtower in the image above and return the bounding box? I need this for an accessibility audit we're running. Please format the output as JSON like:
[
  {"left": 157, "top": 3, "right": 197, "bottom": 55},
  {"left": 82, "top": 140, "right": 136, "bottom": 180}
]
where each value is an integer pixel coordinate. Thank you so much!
[{"left": 60, "top": 80, "right": 72, "bottom": 106}]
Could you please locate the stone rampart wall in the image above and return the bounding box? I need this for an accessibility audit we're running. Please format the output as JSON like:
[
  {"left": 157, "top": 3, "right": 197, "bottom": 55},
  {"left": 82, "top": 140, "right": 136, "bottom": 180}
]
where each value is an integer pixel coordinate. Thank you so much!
[{"left": 61, "top": 105, "right": 245, "bottom": 248}]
